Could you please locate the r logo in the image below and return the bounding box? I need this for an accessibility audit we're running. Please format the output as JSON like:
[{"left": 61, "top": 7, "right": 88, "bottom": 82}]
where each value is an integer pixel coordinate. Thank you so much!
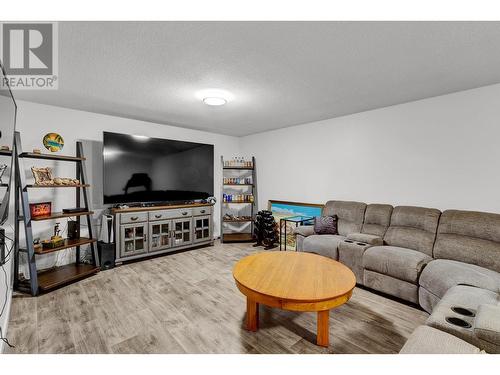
[{"left": 2, "top": 23, "right": 53, "bottom": 75}]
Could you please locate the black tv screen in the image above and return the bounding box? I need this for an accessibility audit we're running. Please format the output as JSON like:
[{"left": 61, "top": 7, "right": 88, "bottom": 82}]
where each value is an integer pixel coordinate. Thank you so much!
[{"left": 103, "top": 132, "right": 214, "bottom": 205}]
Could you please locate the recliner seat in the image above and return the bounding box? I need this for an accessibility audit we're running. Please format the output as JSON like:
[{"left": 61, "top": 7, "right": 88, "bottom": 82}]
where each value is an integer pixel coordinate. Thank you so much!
[
  {"left": 419, "top": 209, "right": 500, "bottom": 312},
  {"left": 298, "top": 200, "right": 366, "bottom": 259},
  {"left": 362, "top": 206, "right": 441, "bottom": 304}
]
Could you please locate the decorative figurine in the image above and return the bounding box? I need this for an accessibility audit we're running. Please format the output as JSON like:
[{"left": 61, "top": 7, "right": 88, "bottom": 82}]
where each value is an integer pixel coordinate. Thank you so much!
[{"left": 41, "top": 222, "right": 65, "bottom": 249}]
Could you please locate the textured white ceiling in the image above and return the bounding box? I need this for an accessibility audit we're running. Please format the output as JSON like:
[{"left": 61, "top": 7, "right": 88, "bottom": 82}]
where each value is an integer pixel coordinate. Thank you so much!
[{"left": 13, "top": 21, "right": 500, "bottom": 136}]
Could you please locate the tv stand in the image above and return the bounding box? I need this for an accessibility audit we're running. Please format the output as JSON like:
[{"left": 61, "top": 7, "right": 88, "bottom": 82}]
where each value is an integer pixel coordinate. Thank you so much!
[{"left": 112, "top": 202, "right": 214, "bottom": 263}]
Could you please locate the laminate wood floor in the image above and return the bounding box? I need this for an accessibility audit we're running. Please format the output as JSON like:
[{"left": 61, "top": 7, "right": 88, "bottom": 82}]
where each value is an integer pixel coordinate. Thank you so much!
[{"left": 6, "top": 241, "right": 428, "bottom": 354}]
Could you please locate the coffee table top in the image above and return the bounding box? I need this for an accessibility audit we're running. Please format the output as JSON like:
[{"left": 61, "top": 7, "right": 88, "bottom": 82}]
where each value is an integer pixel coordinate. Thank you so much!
[{"left": 233, "top": 251, "right": 356, "bottom": 307}]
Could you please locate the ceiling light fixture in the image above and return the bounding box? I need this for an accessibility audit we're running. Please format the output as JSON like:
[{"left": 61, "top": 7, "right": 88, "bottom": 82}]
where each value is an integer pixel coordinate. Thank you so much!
[
  {"left": 203, "top": 97, "right": 227, "bottom": 106},
  {"left": 196, "top": 89, "right": 234, "bottom": 106}
]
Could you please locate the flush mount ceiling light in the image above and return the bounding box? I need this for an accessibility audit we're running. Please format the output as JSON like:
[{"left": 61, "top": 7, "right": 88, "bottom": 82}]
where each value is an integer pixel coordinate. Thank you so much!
[
  {"left": 203, "top": 97, "right": 227, "bottom": 106},
  {"left": 196, "top": 89, "right": 234, "bottom": 106}
]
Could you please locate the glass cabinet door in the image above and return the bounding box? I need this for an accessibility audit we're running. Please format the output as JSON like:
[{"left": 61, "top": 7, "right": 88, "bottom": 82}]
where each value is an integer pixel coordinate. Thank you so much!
[
  {"left": 172, "top": 218, "right": 192, "bottom": 247},
  {"left": 194, "top": 215, "right": 212, "bottom": 243},
  {"left": 149, "top": 220, "right": 171, "bottom": 252},
  {"left": 120, "top": 223, "right": 148, "bottom": 258}
]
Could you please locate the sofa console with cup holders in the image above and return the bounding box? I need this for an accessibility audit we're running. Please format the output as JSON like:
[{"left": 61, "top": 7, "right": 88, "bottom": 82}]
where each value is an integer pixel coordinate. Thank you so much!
[{"left": 295, "top": 200, "right": 500, "bottom": 353}]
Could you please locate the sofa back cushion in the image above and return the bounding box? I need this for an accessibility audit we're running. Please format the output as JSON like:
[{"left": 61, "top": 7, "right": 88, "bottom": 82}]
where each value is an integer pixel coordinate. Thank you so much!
[
  {"left": 323, "top": 200, "right": 366, "bottom": 236},
  {"left": 361, "top": 204, "right": 393, "bottom": 237},
  {"left": 434, "top": 210, "right": 500, "bottom": 273},
  {"left": 384, "top": 206, "right": 441, "bottom": 255}
]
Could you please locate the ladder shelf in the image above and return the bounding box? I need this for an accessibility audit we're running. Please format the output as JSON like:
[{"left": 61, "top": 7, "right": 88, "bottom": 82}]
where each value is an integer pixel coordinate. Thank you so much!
[
  {"left": 13, "top": 131, "right": 99, "bottom": 296},
  {"left": 220, "top": 156, "right": 257, "bottom": 243}
]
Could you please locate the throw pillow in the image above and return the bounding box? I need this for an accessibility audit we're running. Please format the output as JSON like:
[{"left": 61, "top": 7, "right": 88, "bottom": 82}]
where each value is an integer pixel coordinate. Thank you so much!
[{"left": 314, "top": 215, "right": 338, "bottom": 235}]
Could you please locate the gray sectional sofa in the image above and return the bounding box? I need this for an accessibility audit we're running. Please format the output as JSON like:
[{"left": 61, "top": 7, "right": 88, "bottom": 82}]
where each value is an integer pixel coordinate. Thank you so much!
[{"left": 294, "top": 200, "right": 500, "bottom": 354}]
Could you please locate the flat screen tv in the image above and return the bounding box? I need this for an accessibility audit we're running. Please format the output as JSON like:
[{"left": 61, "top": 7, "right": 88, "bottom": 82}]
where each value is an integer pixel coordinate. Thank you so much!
[{"left": 103, "top": 132, "right": 214, "bottom": 205}]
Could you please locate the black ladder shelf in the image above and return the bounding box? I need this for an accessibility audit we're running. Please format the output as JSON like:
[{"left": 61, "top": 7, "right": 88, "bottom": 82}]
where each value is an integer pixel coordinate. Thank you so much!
[
  {"left": 13, "top": 131, "right": 99, "bottom": 296},
  {"left": 220, "top": 156, "right": 257, "bottom": 243}
]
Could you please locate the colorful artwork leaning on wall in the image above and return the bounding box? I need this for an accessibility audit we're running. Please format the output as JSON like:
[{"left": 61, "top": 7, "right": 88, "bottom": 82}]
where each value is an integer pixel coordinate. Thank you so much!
[{"left": 268, "top": 200, "right": 323, "bottom": 250}]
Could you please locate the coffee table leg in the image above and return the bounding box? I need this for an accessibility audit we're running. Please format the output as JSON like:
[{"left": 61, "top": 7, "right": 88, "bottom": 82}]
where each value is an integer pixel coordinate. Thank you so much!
[
  {"left": 246, "top": 298, "right": 259, "bottom": 331},
  {"left": 317, "top": 310, "right": 329, "bottom": 347}
]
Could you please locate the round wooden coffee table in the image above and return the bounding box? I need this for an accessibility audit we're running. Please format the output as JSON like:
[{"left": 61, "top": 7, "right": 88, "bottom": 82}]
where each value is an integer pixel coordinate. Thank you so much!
[{"left": 233, "top": 251, "right": 356, "bottom": 347}]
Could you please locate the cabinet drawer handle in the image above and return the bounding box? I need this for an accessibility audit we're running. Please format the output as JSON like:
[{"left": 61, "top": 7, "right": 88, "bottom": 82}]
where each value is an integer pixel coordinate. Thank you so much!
[
  {"left": 200, "top": 210, "right": 206, "bottom": 214},
  {"left": 155, "top": 214, "right": 162, "bottom": 219},
  {"left": 182, "top": 212, "right": 188, "bottom": 216},
  {"left": 130, "top": 216, "right": 138, "bottom": 221}
]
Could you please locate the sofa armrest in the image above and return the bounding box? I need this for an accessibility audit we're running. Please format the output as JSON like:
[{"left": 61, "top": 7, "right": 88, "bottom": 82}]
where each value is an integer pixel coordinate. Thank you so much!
[
  {"left": 294, "top": 225, "right": 315, "bottom": 237},
  {"left": 346, "top": 232, "right": 383, "bottom": 246},
  {"left": 474, "top": 304, "right": 500, "bottom": 346}
]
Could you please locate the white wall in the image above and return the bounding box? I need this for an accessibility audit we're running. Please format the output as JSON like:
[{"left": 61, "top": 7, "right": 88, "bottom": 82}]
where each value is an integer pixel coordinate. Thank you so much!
[{"left": 241, "top": 83, "right": 500, "bottom": 214}]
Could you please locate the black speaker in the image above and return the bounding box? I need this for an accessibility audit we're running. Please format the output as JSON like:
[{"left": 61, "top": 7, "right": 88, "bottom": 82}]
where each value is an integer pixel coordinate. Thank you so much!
[
  {"left": 97, "top": 241, "right": 115, "bottom": 270},
  {"left": 67, "top": 220, "right": 80, "bottom": 240}
]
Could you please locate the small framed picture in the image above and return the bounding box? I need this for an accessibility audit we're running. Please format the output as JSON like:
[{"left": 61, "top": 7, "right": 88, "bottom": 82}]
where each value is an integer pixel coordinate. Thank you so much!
[
  {"left": 29, "top": 202, "right": 52, "bottom": 218},
  {"left": 31, "top": 167, "right": 53, "bottom": 185}
]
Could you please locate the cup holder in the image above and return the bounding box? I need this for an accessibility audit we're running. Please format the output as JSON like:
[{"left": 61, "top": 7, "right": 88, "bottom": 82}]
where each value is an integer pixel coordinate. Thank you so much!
[
  {"left": 345, "top": 240, "right": 354, "bottom": 243},
  {"left": 451, "top": 306, "right": 476, "bottom": 317},
  {"left": 445, "top": 316, "right": 472, "bottom": 328}
]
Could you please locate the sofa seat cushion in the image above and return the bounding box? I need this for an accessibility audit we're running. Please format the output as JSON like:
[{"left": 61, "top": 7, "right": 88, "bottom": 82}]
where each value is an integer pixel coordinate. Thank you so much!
[
  {"left": 301, "top": 234, "right": 345, "bottom": 259},
  {"left": 400, "top": 326, "right": 482, "bottom": 354},
  {"left": 363, "top": 246, "right": 432, "bottom": 283},
  {"left": 419, "top": 259, "right": 500, "bottom": 299}
]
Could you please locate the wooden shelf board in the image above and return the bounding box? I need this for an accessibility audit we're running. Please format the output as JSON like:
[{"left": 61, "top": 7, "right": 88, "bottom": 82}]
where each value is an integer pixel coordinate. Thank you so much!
[
  {"left": 0, "top": 150, "right": 12, "bottom": 156},
  {"left": 37, "top": 264, "right": 99, "bottom": 292},
  {"left": 19, "top": 152, "right": 85, "bottom": 161},
  {"left": 223, "top": 167, "right": 254, "bottom": 170},
  {"left": 0, "top": 183, "right": 8, "bottom": 187},
  {"left": 223, "top": 184, "right": 254, "bottom": 187},
  {"left": 222, "top": 233, "right": 254, "bottom": 243},
  {"left": 31, "top": 211, "right": 94, "bottom": 221},
  {"left": 25, "top": 184, "right": 90, "bottom": 188},
  {"left": 33, "top": 237, "right": 96, "bottom": 255}
]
